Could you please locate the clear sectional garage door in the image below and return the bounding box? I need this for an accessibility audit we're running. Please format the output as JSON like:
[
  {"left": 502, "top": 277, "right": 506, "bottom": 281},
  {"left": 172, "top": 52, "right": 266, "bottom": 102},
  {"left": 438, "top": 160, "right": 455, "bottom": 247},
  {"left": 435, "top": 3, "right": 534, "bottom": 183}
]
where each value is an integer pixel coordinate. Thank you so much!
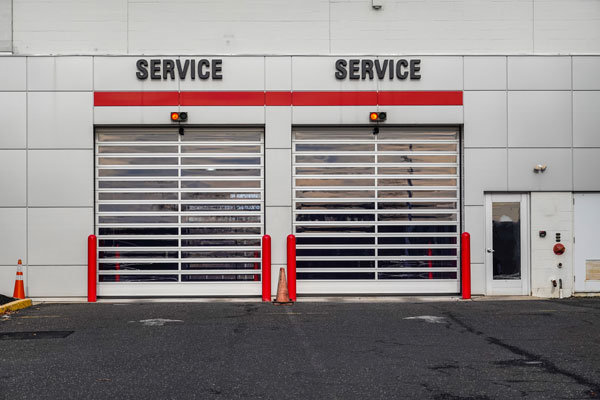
[
  {"left": 293, "top": 127, "right": 460, "bottom": 294},
  {"left": 95, "top": 127, "right": 264, "bottom": 296}
]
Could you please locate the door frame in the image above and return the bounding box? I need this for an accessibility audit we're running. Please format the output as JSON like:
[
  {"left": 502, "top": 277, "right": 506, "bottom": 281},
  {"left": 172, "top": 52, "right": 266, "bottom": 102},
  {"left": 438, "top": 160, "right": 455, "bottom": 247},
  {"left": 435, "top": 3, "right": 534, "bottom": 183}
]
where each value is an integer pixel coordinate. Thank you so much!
[{"left": 484, "top": 193, "right": 530, "bottom": 296}]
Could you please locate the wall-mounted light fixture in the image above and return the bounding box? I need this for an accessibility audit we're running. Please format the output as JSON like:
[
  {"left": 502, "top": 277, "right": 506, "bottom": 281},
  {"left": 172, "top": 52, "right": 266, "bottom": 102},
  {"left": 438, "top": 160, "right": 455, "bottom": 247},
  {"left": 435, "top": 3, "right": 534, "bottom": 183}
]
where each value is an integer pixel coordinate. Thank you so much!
[
  {"left": 372, "top": 0, "right": 383, "bottom": 9},
  {"left": 533, "top": 164, "right": 547, "bottom": 173}
]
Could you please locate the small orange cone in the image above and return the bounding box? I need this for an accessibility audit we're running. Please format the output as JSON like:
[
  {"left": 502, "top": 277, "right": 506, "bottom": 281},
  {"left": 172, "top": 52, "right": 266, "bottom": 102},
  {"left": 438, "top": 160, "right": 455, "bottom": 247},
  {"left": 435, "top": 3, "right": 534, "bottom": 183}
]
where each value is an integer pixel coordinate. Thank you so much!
[
  {"left": 273, "top": 268, "right": 293, "bottom": 305},
  {"left": 13, "top": 259, "right": 25, "bottom": 300}
]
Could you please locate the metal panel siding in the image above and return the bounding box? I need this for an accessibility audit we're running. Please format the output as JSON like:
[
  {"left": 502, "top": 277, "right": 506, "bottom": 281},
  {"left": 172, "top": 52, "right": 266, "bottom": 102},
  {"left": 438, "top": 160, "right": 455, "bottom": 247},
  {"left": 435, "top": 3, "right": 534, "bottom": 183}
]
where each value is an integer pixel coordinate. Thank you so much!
[
  {"left": 463, "top": 91, "right": 508, "bottom": 148},
  {"left": 0, "top": 208, "right": 27, "bottom": 265},
  {"left": 28, "top": 208, "right": 93, "bottom": 265},
  {"left": 507, "top": 148, "right": 573, "bottom": 191},
  {"left": 464, "top": 57, "right": 507, "bottom": 91},
  {"left": 464, "top": 149, "right": 507, "bottom": 206},
  {"left": 0, "top": 92, "right": 27, "bottom": 149},
  {"left": 0, "top": 150, "right": 26, "bottom": 206},
  {"left": 27, "top": 92, "right": 94, "bottom": 149},
  {"left": 507, "top": 91, "right": 572, "bottom": 148},
  {"left": 0, "top": 0, "right": 11, "bottom": 52}
]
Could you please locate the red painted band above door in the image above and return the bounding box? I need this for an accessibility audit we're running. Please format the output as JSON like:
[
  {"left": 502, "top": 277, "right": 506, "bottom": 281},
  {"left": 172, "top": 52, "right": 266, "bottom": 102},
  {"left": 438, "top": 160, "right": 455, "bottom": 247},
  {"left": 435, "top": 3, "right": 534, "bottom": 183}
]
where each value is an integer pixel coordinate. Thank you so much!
[{"left": 94, "top": 91, "right": 463, "bottom": 107}]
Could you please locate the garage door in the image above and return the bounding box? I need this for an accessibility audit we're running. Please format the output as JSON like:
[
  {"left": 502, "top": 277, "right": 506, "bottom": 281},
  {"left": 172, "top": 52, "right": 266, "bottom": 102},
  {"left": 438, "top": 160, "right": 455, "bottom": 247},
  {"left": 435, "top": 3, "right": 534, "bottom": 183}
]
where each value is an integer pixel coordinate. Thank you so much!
[
  {"left": 293, "top": 127, "right": 460, "bottom": 294},
  {"left": 95, "top": 127, "right": 264, "bottom": 296}
]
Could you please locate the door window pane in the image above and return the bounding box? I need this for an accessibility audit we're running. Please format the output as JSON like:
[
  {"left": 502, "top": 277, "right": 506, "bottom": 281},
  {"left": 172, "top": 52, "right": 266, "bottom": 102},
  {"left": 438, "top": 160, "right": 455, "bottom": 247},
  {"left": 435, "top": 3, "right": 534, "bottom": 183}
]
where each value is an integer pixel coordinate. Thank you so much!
[{"left": 492, "top": 202, "right": 521, "bottom": 280}]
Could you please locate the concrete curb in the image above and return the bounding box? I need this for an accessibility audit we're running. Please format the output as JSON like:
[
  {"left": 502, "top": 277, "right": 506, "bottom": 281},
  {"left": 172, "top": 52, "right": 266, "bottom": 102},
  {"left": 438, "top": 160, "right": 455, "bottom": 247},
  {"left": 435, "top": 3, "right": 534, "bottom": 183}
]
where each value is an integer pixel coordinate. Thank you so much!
[{"left": 0, "top": 299, "right": 33, "bottom": 315}]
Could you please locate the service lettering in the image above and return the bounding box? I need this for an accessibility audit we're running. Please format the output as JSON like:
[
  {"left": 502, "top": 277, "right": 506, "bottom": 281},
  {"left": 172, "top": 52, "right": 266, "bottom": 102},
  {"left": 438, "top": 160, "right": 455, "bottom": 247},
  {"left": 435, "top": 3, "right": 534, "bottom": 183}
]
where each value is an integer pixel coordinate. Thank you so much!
[
  {"left": 136, "top": 59, "right": 223, "bottom": 80},
  {"left": 335, "top": 59, "right": 421, "bottom": 80}
]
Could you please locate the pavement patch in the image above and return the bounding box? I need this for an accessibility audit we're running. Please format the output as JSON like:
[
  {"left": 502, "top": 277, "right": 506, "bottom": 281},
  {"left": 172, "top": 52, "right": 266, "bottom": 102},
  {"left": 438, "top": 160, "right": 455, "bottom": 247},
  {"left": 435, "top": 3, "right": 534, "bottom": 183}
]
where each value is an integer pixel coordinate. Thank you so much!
[{"left": 0, "top": 331, "right": 73, "bottom": 340}]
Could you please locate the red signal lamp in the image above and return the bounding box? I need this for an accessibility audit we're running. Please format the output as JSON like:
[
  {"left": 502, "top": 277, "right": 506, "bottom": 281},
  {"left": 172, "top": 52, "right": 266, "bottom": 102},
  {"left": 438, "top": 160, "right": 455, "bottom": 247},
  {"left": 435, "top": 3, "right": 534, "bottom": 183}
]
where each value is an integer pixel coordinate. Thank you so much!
[
  {"left": 170, "top": 111, "right": 188, "bottom": 122},
  {"left": 369, "top": 112, "right": 386, "bottom": 122}
]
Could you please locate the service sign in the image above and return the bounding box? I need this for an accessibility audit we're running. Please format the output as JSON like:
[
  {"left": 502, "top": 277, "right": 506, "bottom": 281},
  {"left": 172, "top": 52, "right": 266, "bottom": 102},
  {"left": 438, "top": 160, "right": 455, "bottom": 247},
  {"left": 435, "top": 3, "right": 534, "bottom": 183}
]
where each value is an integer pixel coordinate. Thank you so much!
[
  {"left": 334, "top": 59, "right": 422, "bottom": 80},
  {"left": 136, "top": 58, "right": 223, "bottom": 80},
  {"left": 133, "top": 57, "right": 424, "bottom": 82}
]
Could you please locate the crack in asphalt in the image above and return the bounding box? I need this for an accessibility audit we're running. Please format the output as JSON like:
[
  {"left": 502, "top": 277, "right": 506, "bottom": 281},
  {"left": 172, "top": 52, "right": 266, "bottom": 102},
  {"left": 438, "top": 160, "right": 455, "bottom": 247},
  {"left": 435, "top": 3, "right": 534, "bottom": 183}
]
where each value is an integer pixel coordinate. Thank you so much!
[{"left": 444, "top": 311, "right": 600, "bottom": 399}]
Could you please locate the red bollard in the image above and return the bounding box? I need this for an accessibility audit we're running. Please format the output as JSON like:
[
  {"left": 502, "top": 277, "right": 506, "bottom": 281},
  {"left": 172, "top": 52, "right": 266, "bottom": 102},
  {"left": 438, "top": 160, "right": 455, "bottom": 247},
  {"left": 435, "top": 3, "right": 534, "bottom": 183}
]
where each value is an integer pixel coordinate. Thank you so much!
[
  {"left": 88, "top": 235, "right": 97, "bottom": 302},
  {"left": 287, "top": 234, "right": 296, "bottom": 301},
  {"left": 262, "top": 235, "right": 271, "bottom": 302},
  {"left": 461, "top": 232, "right": 471, "bottom": 300}
]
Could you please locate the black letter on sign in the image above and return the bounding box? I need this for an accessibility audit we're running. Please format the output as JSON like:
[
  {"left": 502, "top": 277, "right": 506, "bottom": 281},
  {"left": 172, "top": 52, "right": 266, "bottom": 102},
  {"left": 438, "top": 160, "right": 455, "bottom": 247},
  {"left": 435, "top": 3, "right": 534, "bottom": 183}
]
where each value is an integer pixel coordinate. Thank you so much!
[
  {"left": 349, "top": 59, "right": 360, "bottom": 80},
  {"left": 375, "top": 59, "right": 388, "bottom": 79},
  {"left": 150, "top": 59, "right": 161, "bottom": 80},
  {"left": 163, "top": 59, "right": 175, "bottom": 79},
  {"left": 410, "top": 59, "right": 421, "bottom": 79},
  {"left": 335, "top": 59, "right": 347, "bottom": 79},
  {"left": 136, "top": 59, "right": 148, "bottom": 79},
  {"left": 212, "top": 59, "right": 223, "bottom": 80},
  {"left": 396, "top": 59, "right": 408, "bottom": 79},
  {"left": 388, "top": 60, "right": 394, "bottom": 79},
  {"left": 199, "top": 59, "right": 210, "bottom": 79},
  {"left": 190, "top": 60, "right": 196, "bottom": 80},
  {"left": 177, "top": 59, "right": 190, "bottom": 80},
  {"left": 362, "top": 60, "right": 374, "bottom": 80}
]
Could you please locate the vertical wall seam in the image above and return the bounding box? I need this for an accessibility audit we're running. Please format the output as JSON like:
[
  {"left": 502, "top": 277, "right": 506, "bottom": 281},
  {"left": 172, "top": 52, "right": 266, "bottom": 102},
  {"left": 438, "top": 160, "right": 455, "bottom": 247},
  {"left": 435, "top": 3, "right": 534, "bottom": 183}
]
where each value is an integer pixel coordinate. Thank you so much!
[
  {"left": 328, "top": 0, "right": 332, "bottom": 54},
  {"left": 24, "top": 56, "right": 28, "bottom": 293},
  {"left": 10, "top": 0, "right": 13, "bottom": 53},
  {"left": 532, "top": 0, "right": 535, "bottom": 54},
  {"left": 571, "top": 56, "right": 574, "bottom": 191},
  {"left": 505, "top": 56, "right": 509, "bottom": 191},
  {"left": 126, "top": 0, "right": 130, "bottom": 54}
]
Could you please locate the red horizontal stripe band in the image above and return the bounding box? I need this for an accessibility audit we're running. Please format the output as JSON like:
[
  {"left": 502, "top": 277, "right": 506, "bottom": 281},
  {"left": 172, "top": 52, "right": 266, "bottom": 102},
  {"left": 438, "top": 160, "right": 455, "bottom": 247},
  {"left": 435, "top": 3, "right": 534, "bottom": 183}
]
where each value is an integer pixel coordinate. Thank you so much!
[
  {"left": 293, "top": 91, "right": 379, "bottom": 106},
  {"left": 181, "top": 91, "right": 265, "bottom": 106},
  {"left": 94, "top": 92, "right": 179, "bottom": 106},
  {"left": 265, "top": 91, "right": 292, "bottom": 106},
  {"left": 94, "top": 91, "right": 463, "bottom": 107},
  {"left": 378, "top": 91, "right": 463, "bottom": 106}
]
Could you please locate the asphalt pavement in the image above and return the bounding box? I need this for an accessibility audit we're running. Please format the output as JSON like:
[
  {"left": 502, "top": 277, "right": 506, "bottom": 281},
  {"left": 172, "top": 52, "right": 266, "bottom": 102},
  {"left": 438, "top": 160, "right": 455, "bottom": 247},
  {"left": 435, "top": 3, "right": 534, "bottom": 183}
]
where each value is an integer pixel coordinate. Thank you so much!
[{"left": 1, "top": 298, "right": 600, "bottom": 399}]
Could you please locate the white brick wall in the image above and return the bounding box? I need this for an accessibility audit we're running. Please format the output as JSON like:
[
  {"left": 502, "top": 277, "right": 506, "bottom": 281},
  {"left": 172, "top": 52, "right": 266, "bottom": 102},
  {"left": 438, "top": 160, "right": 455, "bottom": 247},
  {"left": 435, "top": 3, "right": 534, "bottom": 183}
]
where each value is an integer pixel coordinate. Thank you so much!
[{"left": 8, "top": 0, "right": 600, "bottom": 56}]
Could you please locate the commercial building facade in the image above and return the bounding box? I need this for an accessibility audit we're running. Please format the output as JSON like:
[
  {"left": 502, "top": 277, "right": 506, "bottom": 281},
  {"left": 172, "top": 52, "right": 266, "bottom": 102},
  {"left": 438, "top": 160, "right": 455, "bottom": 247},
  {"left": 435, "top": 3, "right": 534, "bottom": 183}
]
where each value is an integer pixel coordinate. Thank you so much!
[{"left": 0, "top": 0, "right": 599, "bottom": 298}]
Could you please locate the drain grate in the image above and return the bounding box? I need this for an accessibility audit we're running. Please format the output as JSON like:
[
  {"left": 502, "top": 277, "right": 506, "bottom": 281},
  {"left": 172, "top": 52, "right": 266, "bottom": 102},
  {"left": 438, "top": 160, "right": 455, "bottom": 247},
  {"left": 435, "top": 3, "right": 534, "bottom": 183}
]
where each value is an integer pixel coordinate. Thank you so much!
[{"left": 0, "top": 331, "right": 74, "bottom": 340}]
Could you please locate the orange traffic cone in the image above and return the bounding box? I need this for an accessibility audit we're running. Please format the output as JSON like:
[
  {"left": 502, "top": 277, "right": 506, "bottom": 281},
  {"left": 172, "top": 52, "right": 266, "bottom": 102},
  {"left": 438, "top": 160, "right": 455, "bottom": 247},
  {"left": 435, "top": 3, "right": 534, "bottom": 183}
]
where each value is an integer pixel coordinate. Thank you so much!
[
  {"left": 273, "top": 268, "right": 293, "bottom": 305},
  {"left": 13, "top": 259, "right": 25, "bottom": 300}
]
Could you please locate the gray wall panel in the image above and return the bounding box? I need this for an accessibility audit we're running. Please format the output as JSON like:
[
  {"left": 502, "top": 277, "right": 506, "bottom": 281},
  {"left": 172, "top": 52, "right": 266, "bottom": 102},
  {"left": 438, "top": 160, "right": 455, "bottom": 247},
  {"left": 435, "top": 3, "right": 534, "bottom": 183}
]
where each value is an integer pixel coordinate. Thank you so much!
[
  {"left": 464, "top": 91, "right": 507, "bottom": 148},
  {"left": 507, "top": 91, "right": 572, "bottom": 148},
  {"left": 507, "top": 148, "right": 573, "bottom": 191}
]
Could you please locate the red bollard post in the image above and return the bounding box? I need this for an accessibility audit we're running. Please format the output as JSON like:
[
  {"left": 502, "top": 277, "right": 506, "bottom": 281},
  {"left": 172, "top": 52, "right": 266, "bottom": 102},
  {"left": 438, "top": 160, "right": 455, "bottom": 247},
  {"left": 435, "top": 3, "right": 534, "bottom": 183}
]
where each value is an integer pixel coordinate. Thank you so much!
[
  {"left": 461, "top": 232, "right": 471, "bottom": 300},
  {"left": 262, "top": 235, "right": 271, "bottom": 302},
  {"left": 88, "top": 234, "right": 97, "bottom": 302},
  {"left": 287, "top": 235, "right": 296, "bottom": 301}
]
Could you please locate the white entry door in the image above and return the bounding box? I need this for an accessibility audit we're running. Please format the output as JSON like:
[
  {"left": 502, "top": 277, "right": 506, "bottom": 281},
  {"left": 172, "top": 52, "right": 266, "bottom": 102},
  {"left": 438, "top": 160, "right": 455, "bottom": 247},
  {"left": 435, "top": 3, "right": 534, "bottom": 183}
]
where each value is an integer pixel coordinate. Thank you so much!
[
  {"left": 574, "top": 193, "right": 600, "bottom": 292},
  {"left": 485, "top": 194, "right": 530, "bottom": 295}
]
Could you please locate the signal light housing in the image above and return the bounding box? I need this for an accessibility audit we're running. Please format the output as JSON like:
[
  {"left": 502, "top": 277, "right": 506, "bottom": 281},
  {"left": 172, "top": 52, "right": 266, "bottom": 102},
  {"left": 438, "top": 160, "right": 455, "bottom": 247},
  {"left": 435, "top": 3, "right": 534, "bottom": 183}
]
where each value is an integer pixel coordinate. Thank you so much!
[
  {"left": 369, "top": 112, "right": 386, "bottom": 122},
  {"left": 170, "top": 111, "right": 188, "bottom": 122}
]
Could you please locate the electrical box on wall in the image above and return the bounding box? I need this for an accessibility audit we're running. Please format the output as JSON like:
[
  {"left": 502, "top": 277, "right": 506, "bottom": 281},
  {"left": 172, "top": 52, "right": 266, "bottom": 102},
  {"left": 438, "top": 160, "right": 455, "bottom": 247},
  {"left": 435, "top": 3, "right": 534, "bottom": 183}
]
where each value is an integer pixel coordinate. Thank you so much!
[{"left": 530, "top": 193, "right": 574, "bottom": 298}]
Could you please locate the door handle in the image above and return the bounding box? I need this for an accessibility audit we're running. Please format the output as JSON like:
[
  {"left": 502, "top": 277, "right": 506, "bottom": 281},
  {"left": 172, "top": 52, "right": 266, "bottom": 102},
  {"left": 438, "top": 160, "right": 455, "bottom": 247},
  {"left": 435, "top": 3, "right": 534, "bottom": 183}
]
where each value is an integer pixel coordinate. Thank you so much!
[{"left": 486, "top": 248, "right": 495, "bottom": 253}]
